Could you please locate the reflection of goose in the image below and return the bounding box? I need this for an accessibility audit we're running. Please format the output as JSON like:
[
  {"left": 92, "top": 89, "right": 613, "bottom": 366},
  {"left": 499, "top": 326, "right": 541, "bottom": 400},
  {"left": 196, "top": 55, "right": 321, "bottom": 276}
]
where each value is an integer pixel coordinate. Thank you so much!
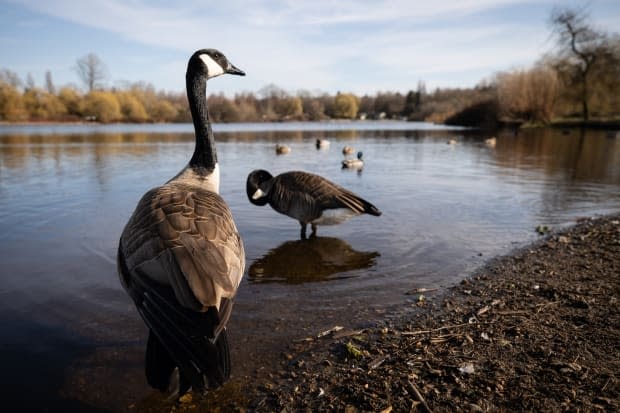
[
  {"left": 316, "top": 138, "right": 330, "bottom": 149},
  {"left": 249, "top": 236, "right": 380, "bottom": 284},
  {"left": 117, "top": 49, "right": 245, "bottom": 396},
  {"left": 247, "top": 170, "right": 381, "bottom": 239},
  {"left": 342, "top": 151, "right": 364, "bottom": 169},
  {"left": 275, "top": 144, "right": 291, "bottom": 155}
]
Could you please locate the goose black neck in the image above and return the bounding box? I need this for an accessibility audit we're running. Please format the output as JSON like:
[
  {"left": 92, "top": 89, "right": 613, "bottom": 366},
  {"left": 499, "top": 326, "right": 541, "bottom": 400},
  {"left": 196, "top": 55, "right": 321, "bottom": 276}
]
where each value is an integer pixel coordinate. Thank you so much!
[{"left": 187, "top": 71, "right": 217, "bottom": 172}]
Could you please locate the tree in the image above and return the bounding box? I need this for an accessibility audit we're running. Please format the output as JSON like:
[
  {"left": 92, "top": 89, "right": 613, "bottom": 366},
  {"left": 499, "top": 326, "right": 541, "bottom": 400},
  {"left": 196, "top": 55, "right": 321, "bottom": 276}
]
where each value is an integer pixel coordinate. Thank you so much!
[
  {"left": 25, "top": 73, "right": 35, "bottom": 91},
  {"left": 75, "top": 53, "right": 107, "bottom": 92},
  {"left": 58, "top": 87, "right": 82, "bottom": 117},
  {"left": 496, "top": 66, "right": 558, "bottom": 123},
  {"left": 274, "top": 96, "right": 303, "bottom": 120},
  {"left": 116, "top": 91, "right": 148, "bottom": 122},
  {"left": 81, "top": 91, "right": 120, "bottom": 122},
  {"left": 0, "top": 81, "right": 26, "bottom": 121},
  {"left": 0, "top": 69, "right": 22, "bottom": 89},
  {"left": 332, "top": 93, "right": 359, "bottom": 119},
  {"left": 550, "top": 7, "right": 607, "bottom": 121},
  {"left": 45, "top": 71, "right": 55, "bottom": 94}
]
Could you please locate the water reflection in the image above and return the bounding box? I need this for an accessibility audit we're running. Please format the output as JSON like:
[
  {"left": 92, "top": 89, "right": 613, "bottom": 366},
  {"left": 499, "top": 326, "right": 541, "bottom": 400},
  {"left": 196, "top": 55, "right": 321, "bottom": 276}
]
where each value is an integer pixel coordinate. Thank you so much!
[{"left": 248, "top": 236, "right": 380, "bottom": 284}]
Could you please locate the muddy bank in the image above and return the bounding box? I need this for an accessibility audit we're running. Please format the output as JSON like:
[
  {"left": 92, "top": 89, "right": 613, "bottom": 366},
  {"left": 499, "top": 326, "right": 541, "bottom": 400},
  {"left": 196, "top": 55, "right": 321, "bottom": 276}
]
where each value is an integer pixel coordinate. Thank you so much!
[{"left": 135, "top": 214, "right": 619, "bottom": 412}]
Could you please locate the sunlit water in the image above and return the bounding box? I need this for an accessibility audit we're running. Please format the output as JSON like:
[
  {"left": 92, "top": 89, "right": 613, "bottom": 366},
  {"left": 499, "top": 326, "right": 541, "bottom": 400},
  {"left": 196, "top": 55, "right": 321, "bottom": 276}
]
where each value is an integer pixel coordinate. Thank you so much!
[{"left": 1, "top": 121, "right": 619, "bottom": 410}]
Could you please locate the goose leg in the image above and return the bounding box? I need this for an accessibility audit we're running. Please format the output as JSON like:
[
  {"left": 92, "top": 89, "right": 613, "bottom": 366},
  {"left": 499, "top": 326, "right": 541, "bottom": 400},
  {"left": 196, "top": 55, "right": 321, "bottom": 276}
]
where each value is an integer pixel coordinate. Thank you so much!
[{"left": 300, "top": 222, "right": 307, "bottom": 239}]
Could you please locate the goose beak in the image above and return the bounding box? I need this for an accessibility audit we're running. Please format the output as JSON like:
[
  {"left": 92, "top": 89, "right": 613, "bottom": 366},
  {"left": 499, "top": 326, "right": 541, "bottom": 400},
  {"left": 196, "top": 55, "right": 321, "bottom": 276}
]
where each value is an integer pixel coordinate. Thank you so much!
[{"left": 226, "top": 63, "right": 245, "bottom": 76}]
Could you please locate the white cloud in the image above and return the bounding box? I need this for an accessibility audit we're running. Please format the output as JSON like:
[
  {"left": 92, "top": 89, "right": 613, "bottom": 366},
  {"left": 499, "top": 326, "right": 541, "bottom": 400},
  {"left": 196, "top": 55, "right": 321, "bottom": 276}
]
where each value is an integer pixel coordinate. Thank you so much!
[{"left": 5, "top": 0, "right": 618, "bottom": 94}]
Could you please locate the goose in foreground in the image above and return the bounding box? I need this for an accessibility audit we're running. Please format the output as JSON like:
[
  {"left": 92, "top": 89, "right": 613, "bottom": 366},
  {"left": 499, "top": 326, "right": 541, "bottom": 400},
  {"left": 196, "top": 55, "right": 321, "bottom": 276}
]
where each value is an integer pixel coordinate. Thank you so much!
[
  {"left": 117, "top": 48, "right": 245, "bottom": 396},
  {"left": 275, "top": 144, "right": 291, "bottom": 154},
  {"left": 246, "top": 170, "right": 381, "bottom": 239},
  {"left": 342, "top": 151, "right": 364, "bottom": 169}
]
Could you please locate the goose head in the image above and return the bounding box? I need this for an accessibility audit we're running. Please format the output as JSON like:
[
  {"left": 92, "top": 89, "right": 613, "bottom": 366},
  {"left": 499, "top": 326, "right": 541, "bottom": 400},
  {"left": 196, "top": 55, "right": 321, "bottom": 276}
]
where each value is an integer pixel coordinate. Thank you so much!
[
  {"left": 356, "top": 151, "right": 363, "bottom": 160},
  {"left": 246, "top": 169, "right": 274, "bottom": 206},
  {"left": 187, "top": 48, "right": 245, "bottom": 80}
]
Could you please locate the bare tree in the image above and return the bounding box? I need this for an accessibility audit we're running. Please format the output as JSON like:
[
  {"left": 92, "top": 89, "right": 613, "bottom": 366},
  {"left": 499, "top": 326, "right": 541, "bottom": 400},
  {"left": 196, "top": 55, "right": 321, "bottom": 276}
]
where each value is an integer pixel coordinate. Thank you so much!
[
  {"left": 74, "top": 53, "right": 107, "bottom": 92},
  {"left": 0, "top": 69, "right": 23, "bottom": 89},
  {"left": 550, "top": 7, "right": 607, "bottom": 121},
  {"left": 45, "top": 70, "right": 55, "bottom": 94},
  {"left": 25, "top": 73, "right": 35, "bottom": 91}
]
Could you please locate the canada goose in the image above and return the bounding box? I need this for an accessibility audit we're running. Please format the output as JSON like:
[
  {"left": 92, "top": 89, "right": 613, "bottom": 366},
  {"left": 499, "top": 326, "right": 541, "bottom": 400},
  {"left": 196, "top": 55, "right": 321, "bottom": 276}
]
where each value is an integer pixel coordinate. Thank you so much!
[
  {"left": 447, "top": 139, "right": 457, "bottom": 145},
  {"left": 117, "top": 49, "right": 245, "bottom": 396},
  {"left": 275, "top": 144, "right": 291, "bottom": 155},
  {"left": 316, "top": 138, "right": 330, "bottom": 149},
  {"left": 342, "top": 145, "right": 355, "bottom": 155},
  {"left": 342, "top": 151, "right": 364, "bottom": 169},
  {"left": 485, "top": 137, "right": 497, "bottom": 147},
  {"left": 246, "top": 170, "right": 381, "bottom": 239}
]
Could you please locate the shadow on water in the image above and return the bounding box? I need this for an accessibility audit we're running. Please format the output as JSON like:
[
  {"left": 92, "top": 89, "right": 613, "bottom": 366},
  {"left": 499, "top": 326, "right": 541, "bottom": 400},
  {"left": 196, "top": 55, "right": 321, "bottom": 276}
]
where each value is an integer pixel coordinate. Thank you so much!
[
  {"left": 248, "top": 236, "right": 380, "bottom": 284},
  {"left": 0, "top": 312, "right": 113, "bottom": 413}
]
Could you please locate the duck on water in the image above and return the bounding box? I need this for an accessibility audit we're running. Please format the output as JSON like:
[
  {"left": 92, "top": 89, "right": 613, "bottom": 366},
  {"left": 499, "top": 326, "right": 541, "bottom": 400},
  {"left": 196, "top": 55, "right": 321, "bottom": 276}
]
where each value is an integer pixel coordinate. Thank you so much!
[{"left": 117, "top": 49, "right": 245, "bottom": 397}]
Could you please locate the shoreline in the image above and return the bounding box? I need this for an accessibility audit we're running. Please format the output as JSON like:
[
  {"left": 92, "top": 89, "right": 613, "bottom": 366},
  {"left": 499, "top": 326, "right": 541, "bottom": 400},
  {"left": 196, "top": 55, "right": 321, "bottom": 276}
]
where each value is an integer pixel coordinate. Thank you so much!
[{"left": 134, "top": 213, "right": 619, "bottom": 411}]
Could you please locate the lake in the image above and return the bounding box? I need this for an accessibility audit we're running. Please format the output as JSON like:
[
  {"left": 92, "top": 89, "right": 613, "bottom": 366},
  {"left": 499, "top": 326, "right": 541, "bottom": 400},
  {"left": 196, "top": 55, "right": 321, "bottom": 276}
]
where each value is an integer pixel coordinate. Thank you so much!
[{"left": 1, "top": 121, "right": 619, "bottom": 411}]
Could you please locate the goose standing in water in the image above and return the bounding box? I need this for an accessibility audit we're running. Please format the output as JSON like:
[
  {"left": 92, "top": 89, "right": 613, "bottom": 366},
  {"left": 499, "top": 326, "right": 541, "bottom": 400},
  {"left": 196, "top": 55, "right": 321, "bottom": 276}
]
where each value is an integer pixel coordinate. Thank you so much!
[
  {"left": 246, "top": 170, "right": 381, "bottom": 239},
  {"left": 342, "top": 151, "right": 364, "bottom": 169},
  {"left": 117, "top": 49, "right": 245, "bottom": 396}
]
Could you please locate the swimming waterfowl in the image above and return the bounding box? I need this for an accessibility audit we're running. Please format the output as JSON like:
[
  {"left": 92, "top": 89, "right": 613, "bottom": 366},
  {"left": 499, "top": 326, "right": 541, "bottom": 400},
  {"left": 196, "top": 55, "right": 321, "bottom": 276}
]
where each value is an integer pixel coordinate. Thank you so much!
[
  {"left": 447, "top": 139, "right": 457, "bottom": 145},
  {"left": 342, "top": 151, "right": 364, "bottom": 169},
  {"left": 117, "top": 48, "right": 245, "bottom": 396},
  {"left": 316, "top": 138, "right": 330, "bottom": 149},
  {"left": 342, "top": 145, "right": 355, "bottom": 155},
  {"left": 485, "top": 137, "right": 497, "bottom": 147},
  {"left": 246, "top": 170, "right": 381, "bottom": 239},
  {"left": 275, "top": 144, "right": 291, "bottom": 154}
]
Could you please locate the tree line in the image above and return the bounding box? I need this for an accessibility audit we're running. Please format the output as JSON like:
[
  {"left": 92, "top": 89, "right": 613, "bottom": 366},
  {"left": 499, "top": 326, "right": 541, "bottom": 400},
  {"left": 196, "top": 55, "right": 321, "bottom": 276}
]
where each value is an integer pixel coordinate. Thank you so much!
[{"left": 1, "top": 7, "right": 618, "bottom": 127}]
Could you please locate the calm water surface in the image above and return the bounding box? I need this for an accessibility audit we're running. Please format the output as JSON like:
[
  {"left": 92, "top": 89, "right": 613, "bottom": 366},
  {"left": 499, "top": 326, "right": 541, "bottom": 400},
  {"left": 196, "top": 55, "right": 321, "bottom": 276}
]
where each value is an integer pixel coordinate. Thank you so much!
[{"left": 1, "top": 121, "right": 619, "bottom": 411}]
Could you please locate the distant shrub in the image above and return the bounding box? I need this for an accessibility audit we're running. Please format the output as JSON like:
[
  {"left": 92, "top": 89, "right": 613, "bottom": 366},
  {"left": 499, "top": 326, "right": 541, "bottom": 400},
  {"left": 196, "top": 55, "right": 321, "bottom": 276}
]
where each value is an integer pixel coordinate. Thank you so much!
[
  {"left": 116, "top": 91, "right": 148, "bottom": 122},
  {"left": 81, "top": 91, "right": 121, "bottom": 123},
  {"left": 0, "top": 82, "right": 27, "bottom": 121}
]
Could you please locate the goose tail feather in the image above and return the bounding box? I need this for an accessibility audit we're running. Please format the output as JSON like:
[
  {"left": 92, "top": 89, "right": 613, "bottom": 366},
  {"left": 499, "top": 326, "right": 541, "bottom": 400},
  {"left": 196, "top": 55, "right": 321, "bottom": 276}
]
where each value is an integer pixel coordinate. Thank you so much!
[
  {"left": 359, "top": 198, "right": 382, "bottom": 216},
  {"left": 118, "top": 248, "right": 230, "bottom": 395}
]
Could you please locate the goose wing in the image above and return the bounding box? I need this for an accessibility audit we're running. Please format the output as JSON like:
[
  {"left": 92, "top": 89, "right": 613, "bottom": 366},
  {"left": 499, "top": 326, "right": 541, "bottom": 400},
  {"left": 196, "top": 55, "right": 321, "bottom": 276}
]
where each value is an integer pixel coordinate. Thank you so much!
[
  {"left": 119, "top": 183, "right": 245, "bottom": 317},
  {"left": 275, "top": 171, "right": 380, "bottom": 215}
]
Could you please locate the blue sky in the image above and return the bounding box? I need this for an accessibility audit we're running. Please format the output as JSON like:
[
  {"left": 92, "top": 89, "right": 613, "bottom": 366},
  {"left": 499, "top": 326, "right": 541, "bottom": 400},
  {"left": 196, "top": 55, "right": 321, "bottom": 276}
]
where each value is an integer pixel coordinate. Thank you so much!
[{"left": 1, "top": 0, "right": 619, "bottom": 96}]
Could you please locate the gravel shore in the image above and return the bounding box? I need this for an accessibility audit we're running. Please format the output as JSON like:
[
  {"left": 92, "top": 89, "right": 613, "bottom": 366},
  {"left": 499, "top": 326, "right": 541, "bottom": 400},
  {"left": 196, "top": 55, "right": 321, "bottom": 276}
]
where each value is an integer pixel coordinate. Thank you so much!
[{"left": 136, "top": 214, "right": 620, "bottom": 412}]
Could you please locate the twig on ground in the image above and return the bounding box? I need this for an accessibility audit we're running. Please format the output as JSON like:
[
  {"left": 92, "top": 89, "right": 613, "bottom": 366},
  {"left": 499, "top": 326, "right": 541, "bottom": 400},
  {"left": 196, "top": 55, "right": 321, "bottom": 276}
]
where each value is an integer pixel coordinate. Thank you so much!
[{"left": 407, "top": 379, "right": 433, "bottom": 413}]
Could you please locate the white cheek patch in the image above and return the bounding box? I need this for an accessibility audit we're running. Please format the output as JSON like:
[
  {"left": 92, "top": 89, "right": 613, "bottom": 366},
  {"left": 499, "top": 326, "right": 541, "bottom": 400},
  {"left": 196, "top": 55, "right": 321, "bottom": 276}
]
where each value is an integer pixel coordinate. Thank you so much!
[
  {"left": 252, "top": 189, "right": 265, "bottom": 200},
  {"left": 199, "top": 54, "right": 225, "bottom": 78}
]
